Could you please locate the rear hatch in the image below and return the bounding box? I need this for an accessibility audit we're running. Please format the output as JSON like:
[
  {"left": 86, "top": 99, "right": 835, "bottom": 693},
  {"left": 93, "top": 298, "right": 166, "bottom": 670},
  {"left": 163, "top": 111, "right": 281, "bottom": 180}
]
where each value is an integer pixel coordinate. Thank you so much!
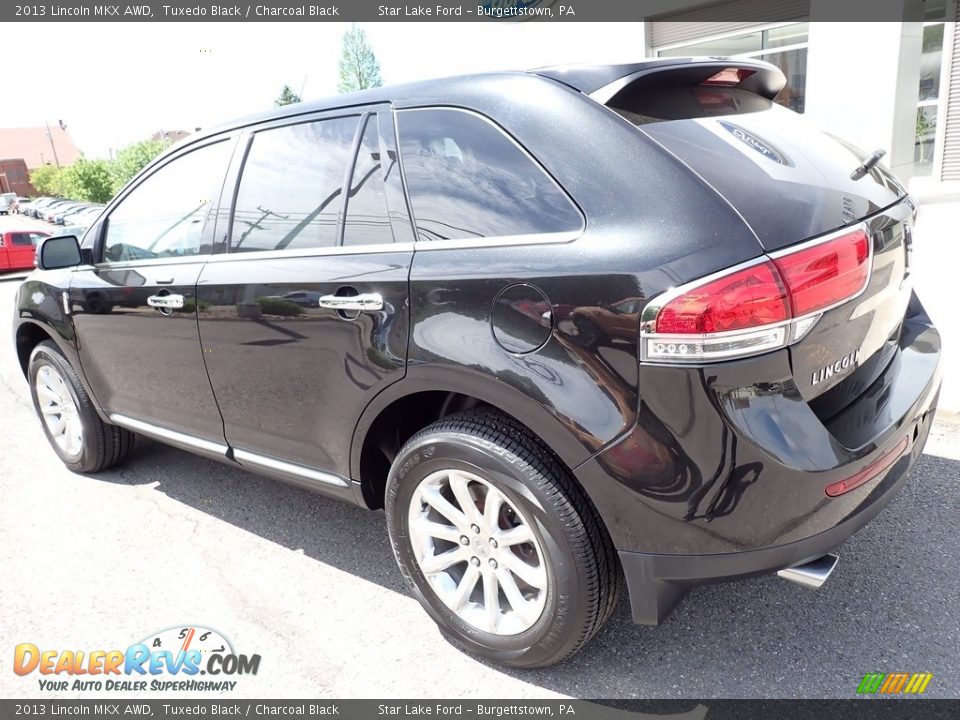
[{"left": 602, "top": 60, "right": 915, "bottom": 433}]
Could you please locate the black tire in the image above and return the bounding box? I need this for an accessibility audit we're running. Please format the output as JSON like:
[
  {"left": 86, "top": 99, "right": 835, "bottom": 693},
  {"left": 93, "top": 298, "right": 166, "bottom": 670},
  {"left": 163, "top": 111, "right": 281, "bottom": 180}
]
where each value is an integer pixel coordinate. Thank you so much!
[
  {"left": 28, "top": 340, "right": 135, "bottom": 473},
  {"left": 385, "top": 408, "right": 621, "bottom": 668}
]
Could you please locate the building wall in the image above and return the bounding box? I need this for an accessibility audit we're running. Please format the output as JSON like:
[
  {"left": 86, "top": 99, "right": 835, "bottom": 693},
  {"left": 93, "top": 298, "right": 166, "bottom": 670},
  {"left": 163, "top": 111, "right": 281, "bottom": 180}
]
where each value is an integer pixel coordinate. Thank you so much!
[
  {"left": 804, "top": 20, "right": 922, "bottom": 180},
  {"left": 0, "top": 159, "right": 35, "bottom": 197}
]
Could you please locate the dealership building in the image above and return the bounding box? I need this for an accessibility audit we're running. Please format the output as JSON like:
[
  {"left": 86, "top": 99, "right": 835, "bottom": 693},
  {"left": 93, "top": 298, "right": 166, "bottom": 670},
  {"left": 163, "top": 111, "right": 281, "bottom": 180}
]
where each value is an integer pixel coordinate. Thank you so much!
[{"left": 638, "top": 0, "right": 959, "bottom": 195}]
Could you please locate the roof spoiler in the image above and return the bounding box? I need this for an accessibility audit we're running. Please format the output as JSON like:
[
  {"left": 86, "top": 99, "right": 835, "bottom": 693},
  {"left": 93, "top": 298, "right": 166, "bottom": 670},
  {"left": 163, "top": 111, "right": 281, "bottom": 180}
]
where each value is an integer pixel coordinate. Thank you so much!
[{"left": 533, "top": 58, "right": 787, "bottom": 105}]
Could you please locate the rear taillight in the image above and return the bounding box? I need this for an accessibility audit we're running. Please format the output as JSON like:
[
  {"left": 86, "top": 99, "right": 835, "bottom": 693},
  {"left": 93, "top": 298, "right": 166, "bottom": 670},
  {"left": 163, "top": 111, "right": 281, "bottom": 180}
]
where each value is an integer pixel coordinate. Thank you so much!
[{"left": 642, "top": 224, "right": 872, "bottom": 363}]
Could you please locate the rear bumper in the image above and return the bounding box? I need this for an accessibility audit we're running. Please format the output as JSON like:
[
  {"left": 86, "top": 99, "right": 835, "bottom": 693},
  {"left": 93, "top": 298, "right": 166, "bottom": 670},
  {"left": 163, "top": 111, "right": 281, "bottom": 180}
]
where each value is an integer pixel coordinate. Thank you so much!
[
  {"left": 618, "top": 403, "right": 934, "bottom": 624},
  {"left": 573, "top": 297, "right": 941, "bottom": 624}
]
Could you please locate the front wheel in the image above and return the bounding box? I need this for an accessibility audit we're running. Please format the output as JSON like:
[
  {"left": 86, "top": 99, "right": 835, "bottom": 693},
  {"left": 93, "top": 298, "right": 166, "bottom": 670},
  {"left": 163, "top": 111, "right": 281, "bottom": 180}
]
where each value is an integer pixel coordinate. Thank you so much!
[
  {"left": 28, "top": 340, "right": 134, "bottom": 473},
  {"left": 385, "top": 409, "right": 621, "bottom": 668}
]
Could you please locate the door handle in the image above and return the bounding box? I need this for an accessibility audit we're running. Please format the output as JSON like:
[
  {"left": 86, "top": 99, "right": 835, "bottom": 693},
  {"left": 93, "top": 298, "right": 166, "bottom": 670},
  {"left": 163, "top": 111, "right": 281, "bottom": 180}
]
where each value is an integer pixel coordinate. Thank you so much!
[
  {"left": 318, "top": 293, "right": 383, "bottom": 311},
  {"left": 147, "top": 294, "right": 185, "bottom": 310}
]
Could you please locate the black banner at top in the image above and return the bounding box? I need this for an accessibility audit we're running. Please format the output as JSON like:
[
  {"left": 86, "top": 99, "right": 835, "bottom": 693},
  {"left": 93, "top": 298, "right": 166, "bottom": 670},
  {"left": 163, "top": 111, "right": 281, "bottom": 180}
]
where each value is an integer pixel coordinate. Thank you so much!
[{"left": 1, "top": 0, "right": 938, "bottom": 23}]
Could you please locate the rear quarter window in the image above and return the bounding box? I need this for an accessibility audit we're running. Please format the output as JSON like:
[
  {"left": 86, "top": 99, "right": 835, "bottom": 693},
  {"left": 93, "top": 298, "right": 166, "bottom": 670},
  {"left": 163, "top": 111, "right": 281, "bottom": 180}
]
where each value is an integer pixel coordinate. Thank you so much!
[{"left": 396, "top": 108, "right": 582, "bottom": 242}]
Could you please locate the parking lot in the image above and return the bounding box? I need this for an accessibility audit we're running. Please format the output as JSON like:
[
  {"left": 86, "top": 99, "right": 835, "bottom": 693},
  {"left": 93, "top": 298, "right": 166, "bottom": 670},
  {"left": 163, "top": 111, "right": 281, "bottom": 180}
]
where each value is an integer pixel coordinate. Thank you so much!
[{"left": 1, "top": 209, "right": 959, "bottom": 699}]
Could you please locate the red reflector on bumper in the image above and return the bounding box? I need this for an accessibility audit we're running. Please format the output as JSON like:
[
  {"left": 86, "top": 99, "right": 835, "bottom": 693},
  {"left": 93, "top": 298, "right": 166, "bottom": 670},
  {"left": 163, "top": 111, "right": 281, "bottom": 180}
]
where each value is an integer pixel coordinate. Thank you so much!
[{"left": 825, "top": 437, "right": 910, "bottom": 497}]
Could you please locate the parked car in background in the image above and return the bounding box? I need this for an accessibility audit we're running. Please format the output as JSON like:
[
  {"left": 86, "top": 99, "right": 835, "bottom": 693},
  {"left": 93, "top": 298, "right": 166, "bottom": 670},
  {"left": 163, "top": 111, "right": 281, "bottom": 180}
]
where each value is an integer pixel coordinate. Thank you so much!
[
  {"left": 30, "top": 198, "right": 66, "bottom": 221},
  {"left": 54, "top": 204, "right": 103, "bottom": 225},
  {"left": 0, "top": 193, "right": 16, "bottom": 215},
  {"left": 39, "top": 200, "right": 82, "bottom": 223},
  {"left": 14, "top": 58, "right": 942, "bottom": 668},
  {"left": 19, "top": 197, "right": 54, "bottom": 218},
  {"left": 0, "top": 229, "right": 49, "bottom": 271},
  {"left": 13, "top": 197, "right": 31, "bottom": 214},
  {"left": 60, "top": 207, "right": 105, "bottom": 238}
]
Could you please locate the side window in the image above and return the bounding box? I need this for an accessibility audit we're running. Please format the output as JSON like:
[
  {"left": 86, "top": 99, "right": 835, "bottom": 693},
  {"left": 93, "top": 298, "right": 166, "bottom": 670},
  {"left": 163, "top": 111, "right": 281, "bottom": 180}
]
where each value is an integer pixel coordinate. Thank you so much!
[
  {"left": 103, "top": 141, "right": 231, "bottom": 263},
  {"left": 231, "top": 116, "right": 359, "bottom": 253},
  {"left": 10, "top": 233, "right": 33, "bottom": 246},
  {"left": 29, "top": 233, "right": 47, "bottom": 246},
  {"left": 343, "top": 115, "right": 394, "bottom": 247},
  {"left": 396, "top": 109, "right": 582, "bottom": 242}
]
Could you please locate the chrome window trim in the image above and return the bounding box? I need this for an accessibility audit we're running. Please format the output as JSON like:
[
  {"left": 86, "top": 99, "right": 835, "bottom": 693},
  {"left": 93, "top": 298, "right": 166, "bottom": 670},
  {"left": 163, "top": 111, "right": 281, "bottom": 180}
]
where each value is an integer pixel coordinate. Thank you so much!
[
  {"left": 233, "top": 449, "right": 350, "bottom": 489},
  {"left": 395, "top": 105, "right": 586, "bottom": 247},
  {"left": 110, "top": 414, "right": 229, "bottom": 456},
  {"left": 205, "top": 241, "right": 414, "bottom": 263},
  {"left": 413, "top": 230, "right": 582, "bottom": 252},
  {"left": 640, "top": 221, "right": 874, "bottom": 364}
]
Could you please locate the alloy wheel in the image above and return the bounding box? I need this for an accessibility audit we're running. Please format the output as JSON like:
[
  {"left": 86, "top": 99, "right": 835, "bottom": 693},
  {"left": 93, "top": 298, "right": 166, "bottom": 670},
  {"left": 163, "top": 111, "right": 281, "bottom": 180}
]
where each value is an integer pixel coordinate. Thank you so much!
[{"left": 408, "top": 468, "right": 548, "bottom": 636}]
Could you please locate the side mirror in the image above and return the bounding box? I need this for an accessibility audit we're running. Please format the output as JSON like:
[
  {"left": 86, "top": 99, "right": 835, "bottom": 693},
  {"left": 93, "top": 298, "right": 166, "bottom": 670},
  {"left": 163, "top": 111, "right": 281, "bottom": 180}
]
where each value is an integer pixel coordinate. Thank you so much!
[{"left": 37, "top": 235, "right": 82, "bottom": 270}]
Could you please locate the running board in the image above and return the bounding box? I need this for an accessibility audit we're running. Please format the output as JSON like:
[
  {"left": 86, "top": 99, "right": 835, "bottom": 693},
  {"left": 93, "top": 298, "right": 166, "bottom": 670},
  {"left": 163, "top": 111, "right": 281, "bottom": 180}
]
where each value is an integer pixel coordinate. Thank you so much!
[{"left": 777, "top": 553, "right": 839, "bottom": 589}]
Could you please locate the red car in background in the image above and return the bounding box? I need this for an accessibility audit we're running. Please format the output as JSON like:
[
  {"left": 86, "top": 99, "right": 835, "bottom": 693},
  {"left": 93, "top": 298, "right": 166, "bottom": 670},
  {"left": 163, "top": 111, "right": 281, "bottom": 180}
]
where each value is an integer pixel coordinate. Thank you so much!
[{"left": 0, "top": 230, "right": 50, "bottom": 272}]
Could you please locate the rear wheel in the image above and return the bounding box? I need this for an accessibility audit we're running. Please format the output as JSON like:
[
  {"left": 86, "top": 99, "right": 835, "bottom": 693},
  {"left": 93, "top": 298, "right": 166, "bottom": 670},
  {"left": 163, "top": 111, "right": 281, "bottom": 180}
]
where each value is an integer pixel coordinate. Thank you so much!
[
  {"left": 28, "top": 341, "right": 134, "bottom": 473},
  {"left": 385, "top": 409, "right": 621, "bottom": 668}
]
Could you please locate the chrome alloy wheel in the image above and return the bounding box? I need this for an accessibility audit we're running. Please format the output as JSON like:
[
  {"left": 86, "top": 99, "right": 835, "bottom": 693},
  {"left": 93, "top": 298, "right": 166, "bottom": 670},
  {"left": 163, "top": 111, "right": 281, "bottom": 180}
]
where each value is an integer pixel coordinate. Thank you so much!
[
  {"left": 408, "top": 468, "right": 548, "bottom": 636},
  {"left": 35, "top": 364, "right": 83, "bottom": 458}
]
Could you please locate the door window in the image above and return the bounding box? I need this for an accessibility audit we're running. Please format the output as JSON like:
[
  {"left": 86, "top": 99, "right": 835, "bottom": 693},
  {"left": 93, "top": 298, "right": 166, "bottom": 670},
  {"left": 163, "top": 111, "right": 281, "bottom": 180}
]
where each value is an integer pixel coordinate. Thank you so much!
[
  {"left": 103, "top": 141, "right": 232, "bottom": 263},
  {"left": 231, "top": 116, "right": 359, "bottom": 253},
  {"left": 9, "top": 232, "right": 37, "bottom": 246},
  {"left": 396, "top": 109, "right": 582, "bottom": 242},
  {"left": 342, "top": 114, "right": 395, "bottom": 247}
]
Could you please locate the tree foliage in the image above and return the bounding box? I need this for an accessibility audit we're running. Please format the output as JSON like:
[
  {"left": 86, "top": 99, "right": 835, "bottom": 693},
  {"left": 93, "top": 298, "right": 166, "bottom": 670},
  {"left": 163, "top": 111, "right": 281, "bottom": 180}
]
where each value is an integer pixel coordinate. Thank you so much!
[
  {"left": 110, "top": 139, "right": 166, "bottom": 194},
  {"left": 275, "top": 84, "right": 302, "bottom": 106},
  {"left": 61, "top": 158, "right": 114, "bottom": 203},
  {"left": 29, "top": 165, "right": 65, "bottom": 197},
  {"left": 337, "top": 24, "right": 382, "bottom": 94}
]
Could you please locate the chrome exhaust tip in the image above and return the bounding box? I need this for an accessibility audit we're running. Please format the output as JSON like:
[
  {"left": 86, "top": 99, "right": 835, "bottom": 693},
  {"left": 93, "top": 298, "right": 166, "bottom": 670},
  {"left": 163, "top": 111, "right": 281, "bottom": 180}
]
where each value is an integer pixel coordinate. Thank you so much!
[{"left": 776, "top": 553, "right": 839, "bottom": 589}]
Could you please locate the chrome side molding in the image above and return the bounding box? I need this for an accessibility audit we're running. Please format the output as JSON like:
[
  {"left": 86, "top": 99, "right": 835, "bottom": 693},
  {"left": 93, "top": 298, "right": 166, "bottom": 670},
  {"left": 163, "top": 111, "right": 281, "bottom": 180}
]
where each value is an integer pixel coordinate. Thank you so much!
[
  {"left": 110, "top": 414, "right": 229, "bottom": 456},
  {"left": 233, "top": 449, "right": 350, "bottom": 489}
]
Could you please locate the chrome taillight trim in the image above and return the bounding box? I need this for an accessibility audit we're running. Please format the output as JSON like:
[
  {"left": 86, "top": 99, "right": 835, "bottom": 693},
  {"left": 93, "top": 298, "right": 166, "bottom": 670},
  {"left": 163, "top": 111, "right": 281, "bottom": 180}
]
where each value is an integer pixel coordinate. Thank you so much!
[{"left": 640, "top": 222, "right": 872, "bottom": 365}]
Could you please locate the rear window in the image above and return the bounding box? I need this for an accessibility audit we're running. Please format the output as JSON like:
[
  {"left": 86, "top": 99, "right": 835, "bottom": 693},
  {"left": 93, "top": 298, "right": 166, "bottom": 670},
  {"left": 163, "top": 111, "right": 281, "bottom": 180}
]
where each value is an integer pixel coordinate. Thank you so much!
[
  {"left": 397, "top": 108, "right": 582, "bottom": 242},
  {"left": 609, "top": 87, "right": 774, "bottom": 126}
]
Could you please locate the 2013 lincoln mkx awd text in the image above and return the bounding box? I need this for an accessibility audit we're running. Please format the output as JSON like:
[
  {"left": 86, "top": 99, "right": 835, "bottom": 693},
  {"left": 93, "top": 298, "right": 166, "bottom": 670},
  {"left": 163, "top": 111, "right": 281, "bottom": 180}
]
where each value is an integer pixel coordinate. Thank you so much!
[{"left": 14, "top": 58, "right": 942, "bottom": 668}]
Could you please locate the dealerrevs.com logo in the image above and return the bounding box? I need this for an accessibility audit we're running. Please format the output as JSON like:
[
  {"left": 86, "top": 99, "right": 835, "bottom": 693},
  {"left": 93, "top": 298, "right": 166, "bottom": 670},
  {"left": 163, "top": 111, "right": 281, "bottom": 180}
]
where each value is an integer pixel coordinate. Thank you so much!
[{"left": 13, "top": 626, "right": 261, "bottom": 692}]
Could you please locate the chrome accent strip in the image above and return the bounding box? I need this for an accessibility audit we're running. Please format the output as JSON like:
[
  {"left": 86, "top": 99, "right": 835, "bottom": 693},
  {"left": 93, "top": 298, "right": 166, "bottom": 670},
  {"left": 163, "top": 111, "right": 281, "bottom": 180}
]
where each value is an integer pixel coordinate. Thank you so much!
[
  {"left": 414, "top": 230, "right": 581, "bottom": 251},
  {"left": 109, "top": 414, "right": 229, "bottom": 456},
  {"left": 205, "top": 242, "right": 415, "bottom": 263},
  {"left": 233, "top": 449, "right": 350, "bottom": 488},
  {"left": 94, "top": 255, "right": 210, "bottom": 270},
  {"left": 639, "top": 222, "right": 873, "bottom": 364}
]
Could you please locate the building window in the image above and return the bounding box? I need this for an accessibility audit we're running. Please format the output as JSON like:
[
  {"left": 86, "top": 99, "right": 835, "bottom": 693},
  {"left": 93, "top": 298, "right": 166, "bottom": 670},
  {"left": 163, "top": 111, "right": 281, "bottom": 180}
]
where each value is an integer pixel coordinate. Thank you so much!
[
  {"left": 657, "top": 23, "right": 809, "bottom": 113},
  {"left": 914, "top": 1, "right": 949, "bottom": 176}
]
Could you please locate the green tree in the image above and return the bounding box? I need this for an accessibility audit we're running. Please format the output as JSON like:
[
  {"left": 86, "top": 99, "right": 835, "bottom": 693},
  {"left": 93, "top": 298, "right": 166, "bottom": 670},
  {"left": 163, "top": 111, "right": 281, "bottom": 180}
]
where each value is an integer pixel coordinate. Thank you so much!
[
  {"left": 337, "top": 24, "right": 382, "bottom": 94},
  {"left": 110, "top": 139, "right": 166, "bottom": 194},
  {"left": 275, "top": 84, "right": 302, "bottom": 106},
  {"left": 60, "top": 158, "right": 114, "bottom": 203},
  {"left": 30, "top": 165, "right": 65, "bottom": 196}
]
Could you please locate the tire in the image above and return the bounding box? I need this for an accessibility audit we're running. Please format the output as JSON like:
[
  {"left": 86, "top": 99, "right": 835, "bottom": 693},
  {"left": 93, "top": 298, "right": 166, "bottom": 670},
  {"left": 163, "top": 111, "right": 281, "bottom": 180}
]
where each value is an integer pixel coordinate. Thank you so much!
[
  {"left": 28, "top": 340, "right": 135, "bottom": 473},
  {"left": 385, "top": 408, "right": 621, "bottom": 668}
]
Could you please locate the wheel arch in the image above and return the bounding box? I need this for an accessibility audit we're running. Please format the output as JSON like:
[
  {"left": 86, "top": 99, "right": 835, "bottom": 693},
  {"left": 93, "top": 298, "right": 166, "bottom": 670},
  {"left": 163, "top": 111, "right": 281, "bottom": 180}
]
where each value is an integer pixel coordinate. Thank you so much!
[{"left": 351, "top": 366, "right": 593, "bottom": 510}]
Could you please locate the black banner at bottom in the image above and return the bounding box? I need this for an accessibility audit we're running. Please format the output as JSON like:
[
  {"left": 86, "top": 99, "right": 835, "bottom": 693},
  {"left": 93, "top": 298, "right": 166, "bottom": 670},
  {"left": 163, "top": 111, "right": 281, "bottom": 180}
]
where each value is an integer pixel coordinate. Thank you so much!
[{"left": 1, "top": 700, "right": 958, "bottom": 720}]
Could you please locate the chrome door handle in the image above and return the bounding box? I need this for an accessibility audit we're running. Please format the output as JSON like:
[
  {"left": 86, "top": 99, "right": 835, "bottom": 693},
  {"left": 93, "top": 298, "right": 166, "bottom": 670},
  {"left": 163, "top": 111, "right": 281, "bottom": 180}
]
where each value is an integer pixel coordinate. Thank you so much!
[
  {"left": 318, "top": 293, "right": 383, "bottom": 311},
  {"left": 147, "top": 294, "right": 185, "bottom": 309}
]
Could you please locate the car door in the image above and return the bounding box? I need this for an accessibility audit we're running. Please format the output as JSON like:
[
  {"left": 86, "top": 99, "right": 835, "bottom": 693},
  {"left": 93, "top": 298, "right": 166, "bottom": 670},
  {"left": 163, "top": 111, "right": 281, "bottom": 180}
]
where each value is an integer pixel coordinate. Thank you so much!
[
  {"left": 196, "top": 106, "right": 415, "bottom": 489},
  {"left": 68, "top": 135, "right": 238, "bottom": 451},
  {"left": 6, "top": 231, "right": 46, "bottom": 269}
]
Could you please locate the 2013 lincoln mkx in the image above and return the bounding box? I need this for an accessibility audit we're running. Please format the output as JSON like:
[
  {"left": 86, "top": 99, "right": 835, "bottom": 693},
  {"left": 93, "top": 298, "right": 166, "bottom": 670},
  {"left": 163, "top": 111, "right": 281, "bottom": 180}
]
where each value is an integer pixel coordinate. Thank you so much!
[{"left": 14, "top": 58, "right": 942, "bottom": 667}]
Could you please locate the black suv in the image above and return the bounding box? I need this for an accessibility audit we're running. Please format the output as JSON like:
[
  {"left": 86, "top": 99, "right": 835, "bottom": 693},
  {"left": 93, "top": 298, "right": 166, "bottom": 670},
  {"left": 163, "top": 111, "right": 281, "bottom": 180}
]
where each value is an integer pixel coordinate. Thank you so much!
[{"left": 14, "top": 58, "right": 941, "bottom": 668}]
